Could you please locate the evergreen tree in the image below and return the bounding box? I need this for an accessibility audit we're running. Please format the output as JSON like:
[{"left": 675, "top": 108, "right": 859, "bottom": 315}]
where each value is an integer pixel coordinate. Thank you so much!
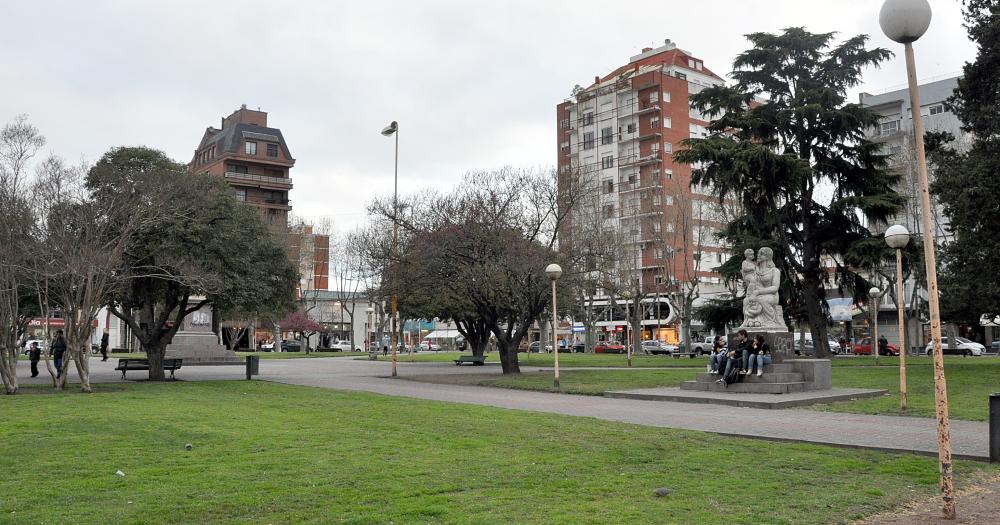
[
  {"left": 675, "top": 28, "right": 903, "bottom": 357},
  {"left": 929, "top": 0, "right": 1000, "bottom": 323}
]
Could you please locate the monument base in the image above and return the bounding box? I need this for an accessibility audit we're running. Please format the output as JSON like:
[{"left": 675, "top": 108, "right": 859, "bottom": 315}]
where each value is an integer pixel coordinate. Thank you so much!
[
  {"left": 728, "top": 331, "right": 794, "bottom": 363},
  {"left": 165, "top": 332, "right": 242, "bottom": 364},
  {"left": 680, "top": 359, "right": 832, "bottom": 393}
]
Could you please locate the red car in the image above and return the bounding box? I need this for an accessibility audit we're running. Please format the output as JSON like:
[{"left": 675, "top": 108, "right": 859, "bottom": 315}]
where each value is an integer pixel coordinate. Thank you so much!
[
  {"left": 852, "top": 337, "right": 899, "bottom": 356},
  {"left": 594, "top": 342, "right": 626, "bottom": 354}
]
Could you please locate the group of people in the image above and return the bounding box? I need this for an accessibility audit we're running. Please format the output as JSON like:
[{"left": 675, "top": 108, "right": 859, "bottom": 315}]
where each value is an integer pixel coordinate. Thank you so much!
[
  {"left": 26, "top": 329, "right": 111, "bottom": 379},
  {"left": 706, "top": 329, "right": 772, "bottom": 387}
]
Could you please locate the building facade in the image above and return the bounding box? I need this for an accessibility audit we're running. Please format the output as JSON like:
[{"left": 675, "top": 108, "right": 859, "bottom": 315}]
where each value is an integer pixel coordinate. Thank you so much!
[
  {"left": 190, "top": 105, "right": 294, "bottom": 229},
  {"left": 557, "top": 40, "right": 731, "bottom": 343}
]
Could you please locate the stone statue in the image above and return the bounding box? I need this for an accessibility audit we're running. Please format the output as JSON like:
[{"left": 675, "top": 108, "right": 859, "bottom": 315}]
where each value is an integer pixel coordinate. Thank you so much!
[{"left": 738, "top": 247, "right": 789, "bottom": 332}]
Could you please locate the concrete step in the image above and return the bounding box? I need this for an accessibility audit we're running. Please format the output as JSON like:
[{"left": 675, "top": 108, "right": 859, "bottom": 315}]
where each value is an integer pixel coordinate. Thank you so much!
[
  {"left": 695, "top": 372, "right": 803, "bottom": 383},
  {"left": 680, "top": 380, "right": 807, "bottom": 394}
]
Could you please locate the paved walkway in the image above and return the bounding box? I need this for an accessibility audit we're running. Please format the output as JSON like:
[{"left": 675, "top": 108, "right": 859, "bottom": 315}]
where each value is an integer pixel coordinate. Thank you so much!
[{"left": 18, "top": 356, "right": 990, "bottom": 461}]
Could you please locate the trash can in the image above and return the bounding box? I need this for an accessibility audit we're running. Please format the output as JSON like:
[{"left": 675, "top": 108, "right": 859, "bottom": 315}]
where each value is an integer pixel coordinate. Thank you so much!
[
  {"left": 991, "top": 393, "right": 1000, "bottom": 463},
  {"left": 245, "top": 355, "right": 260, "bottom": 380}
]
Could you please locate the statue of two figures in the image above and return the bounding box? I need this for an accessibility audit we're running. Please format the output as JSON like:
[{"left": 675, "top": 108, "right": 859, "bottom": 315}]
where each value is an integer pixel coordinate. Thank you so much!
[{"left": 738, "top": 247, "right": 789, "bottom": 332}]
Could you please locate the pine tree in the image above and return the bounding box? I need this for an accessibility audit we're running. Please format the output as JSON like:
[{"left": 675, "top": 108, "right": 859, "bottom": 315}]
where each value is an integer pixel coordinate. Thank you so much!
[{"left": 675, "top": 28, "right": 903, "bottom": 357}]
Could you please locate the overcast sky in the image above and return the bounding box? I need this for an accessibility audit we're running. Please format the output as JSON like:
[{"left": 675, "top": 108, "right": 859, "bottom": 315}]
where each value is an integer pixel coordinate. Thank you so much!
[{"left": 3, "top": 0, "right": 973, "bottom": 233}]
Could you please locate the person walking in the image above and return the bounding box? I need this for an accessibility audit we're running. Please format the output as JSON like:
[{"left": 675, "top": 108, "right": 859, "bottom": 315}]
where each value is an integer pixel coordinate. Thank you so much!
[
  {"left": 28, "top": 342, "right": 41, "bottom": 378},
  {"left": 51, "top": 330, "right": 67, "bottom": 379},
  {"left": 878, "top": 335, "right": 889, "bottom": 356},
  {"left": 99, "top": 331, "right": 109, "bottom": 362}
]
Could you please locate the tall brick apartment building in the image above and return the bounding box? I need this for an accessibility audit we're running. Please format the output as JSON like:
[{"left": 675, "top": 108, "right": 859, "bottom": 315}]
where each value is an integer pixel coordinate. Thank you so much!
[
  {"left": 191, "top": 105, "right": 294, "bottom": 228},
  {"left": 190, "top": 107, "right": 330, "bottom": 336},
  {"left": 557, "top": 40, "right": 731, "bottom": 343}
]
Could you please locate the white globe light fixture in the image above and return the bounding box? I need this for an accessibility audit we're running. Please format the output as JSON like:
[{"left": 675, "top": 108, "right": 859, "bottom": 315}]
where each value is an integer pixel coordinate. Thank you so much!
[
  {"left": 884, "top": 224, "right": 911, "bottom": 249},
  {"left": 869, "top": 287, "right": 880, "bottom": 299},
  {"left": 879, "top": 0, "right": 932, "bottom": 43},
  {"left": 545, "top": 263, "right": 563, "bottom": 387}
]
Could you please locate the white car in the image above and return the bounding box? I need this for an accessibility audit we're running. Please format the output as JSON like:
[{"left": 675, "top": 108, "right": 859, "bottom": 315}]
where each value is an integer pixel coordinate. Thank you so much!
[
  {"left": 925, "top": 337, "right": 984, "bottom": 356},
  {"left": 330, "top": 340, "right": 360, "bottom": 352},
  {"left": 641, "top": 340, "right": 677, "bottom": 355},
  {"left": 22, "top": 339, "right": 47, "bottom": 355}
]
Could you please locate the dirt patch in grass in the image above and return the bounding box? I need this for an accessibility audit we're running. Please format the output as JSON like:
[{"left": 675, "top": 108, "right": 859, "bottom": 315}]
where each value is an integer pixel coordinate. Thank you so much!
[{"left": 853, "top": 472, "right": 1000, "bottom": 525}]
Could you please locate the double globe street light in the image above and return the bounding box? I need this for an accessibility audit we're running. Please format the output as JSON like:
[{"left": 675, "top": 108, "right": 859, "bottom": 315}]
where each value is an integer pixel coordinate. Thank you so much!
[{"left": 879, "top": 0, "right": 954, "bottom": 518}]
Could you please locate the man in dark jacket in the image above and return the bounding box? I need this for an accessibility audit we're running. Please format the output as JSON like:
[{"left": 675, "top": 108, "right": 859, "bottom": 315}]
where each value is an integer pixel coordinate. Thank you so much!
[
  {"left": 878, "top": 335, "right": 889, "bottom": 356},
  {"left": 718, "top": 329, "right": 750, "bottom": 385},
  {"left": 99, "top": 331, "right": 109, "bottom": 362},
  {"left": 51, "top": 330, "right": 67, "bottom": 379},
  {"left": 28, "top": 342, "right": 41, "bottom": 378}
]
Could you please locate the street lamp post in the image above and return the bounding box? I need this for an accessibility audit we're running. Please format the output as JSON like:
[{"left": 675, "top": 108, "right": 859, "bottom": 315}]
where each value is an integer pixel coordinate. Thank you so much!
[
  {"left": 886, "top": 225, "right": 911, "bottom": 410},
  {"left": 879, "top": 0, "right": 954, "bottom": 518},
  {"left": 381, "top": 121, "right": 399, "bottom": 377},
  {"left": 545, "top": 264, "right": 563, "bottom": 388},
  {"left": 365, "top": 306, "right": 375, "bottom": 355},
  {"left": 869, "top": 287, "right": 881, "bottom": 366}
]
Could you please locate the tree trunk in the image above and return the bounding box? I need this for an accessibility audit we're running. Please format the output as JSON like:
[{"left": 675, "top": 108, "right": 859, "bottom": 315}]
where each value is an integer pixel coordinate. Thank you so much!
[
  {"left": 72, "top": 347, "right": 91, "bottom": 393},
  {"left": 0, "top": 349, "right": 17, "bottom": 394},
  {"left": 497, "top": 342, "right": 521, "bottom": 374},
  {"left": 147, "top": 342, "right": 167, "bottom": 381},
  {"left": 803, "top": 275, "right": 832, "bottom": 358}
]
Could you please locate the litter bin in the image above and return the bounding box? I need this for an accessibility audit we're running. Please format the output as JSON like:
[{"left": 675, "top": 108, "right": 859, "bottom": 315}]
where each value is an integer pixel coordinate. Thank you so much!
[
  {"left": 991, "top": 393, "right": 1000, "bottom": 463},
  {"left": 245, "top": 355, "right": 260, "bottom": 380}
]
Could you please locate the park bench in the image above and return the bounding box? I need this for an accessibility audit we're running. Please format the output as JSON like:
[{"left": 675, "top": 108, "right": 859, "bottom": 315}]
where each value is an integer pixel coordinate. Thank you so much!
[
  {"left": 454, "top": 355, "right": 486, "bottom": 366},
  {"left": 115, "top": 358, "right": 183, "bottom": 379}
]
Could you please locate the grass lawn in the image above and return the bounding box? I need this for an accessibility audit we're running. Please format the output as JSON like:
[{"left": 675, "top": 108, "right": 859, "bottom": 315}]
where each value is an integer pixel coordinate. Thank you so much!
[
  {"left": 480, "top": 369, "right": 693, "bottom": 395},
  {"left": 1, "top": 381, "right": 995, "bottom": 525}
]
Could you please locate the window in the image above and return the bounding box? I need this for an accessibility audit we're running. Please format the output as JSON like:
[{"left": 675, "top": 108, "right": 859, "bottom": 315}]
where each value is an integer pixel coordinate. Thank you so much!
[
  {"left": 880, "top": 120, "right": 899, "bottom": 135},
  {"left": 663, "top": 117, "right": 672, "bottom": 129},
  {"left": 560, "top": 141, "right": 570, "bottom": 151},
  {"left": 929, "top": 105, "right": 944, "bottom": 115},
  {"left": 652, "top": 194, "right": 661, "bottom": 205},
  {"left": 582, "top": 132, "right": 595, "bottom": 150},
  {"left": 675, "top": 71, "right": 687, "bottom": 80},
  {"left": 627, "top": 173, "right": 637, "bottom": 185},
  {"left": 717, "top": 252, "right": 724, "bottom": 263},
  {"left": 664, "top": 142, "right": 673, "bottom": 154},
  {"left": 583, "top": 112, "right": 594, "bottom": 125},
  {"left": 234, "top": 189, "right": 246, "bottom": 202},
  {"left": 665, "top": 169, "right": 673, "bottom": 180},
  {"left": 230, "top": 164, "right": 248, "bottom": 174},
  {"left": 601, "top": 126, "right": 614, "bottom": 145},
  {"left": 602, "top": 205, "right": 615, "bottom": 219},
  {"left": 626, "top": 123, "right": 636, "bottom": 134},
  {"left": 245, "top": 141, "right": 257, "bottom": 155},
  {"left": 665, "top": 195, "right": 674, "bottom": 205},
  {"left": 267, "top": 143, "right": 278, "bottom": 157},
  {"left": 559, "top": 118, "right": 569, "bottom": 129},
  {"left": 666, "top": 223, "right": 675, "bottom": 232},
  {"left": 653, "top": 222, "right": 661, "bottom": 233},
  {"left": 602, "top": 155, "right": 614, "bottom": 169},
  {"left": 651, "top": 142, "right": 660, "bottom": 155},
  {"left": 650, "top": 118, "right": 660, "bottom": 129},
  {"left": 649, "top": 91, "right": 659, "bottom": 103},
  {"left": 602, "top": 179, "right": 614, "bottom": 194}
]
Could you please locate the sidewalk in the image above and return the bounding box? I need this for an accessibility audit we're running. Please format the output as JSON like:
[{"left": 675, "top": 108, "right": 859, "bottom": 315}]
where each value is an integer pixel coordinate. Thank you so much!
[{"left": 19, "top": 357, "right": 990, "bottom": 461}]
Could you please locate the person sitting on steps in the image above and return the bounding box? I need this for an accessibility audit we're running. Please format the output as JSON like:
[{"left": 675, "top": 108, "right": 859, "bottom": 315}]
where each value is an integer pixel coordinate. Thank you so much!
[
  {"left": 745, "top": 334, "right": 772, "bottom": 377},
  {"left": 708, "top": 336, "right": 727, "bottom": 374},
  {"left": 717, "top": 329, "right": 750, "bottom": 386}
]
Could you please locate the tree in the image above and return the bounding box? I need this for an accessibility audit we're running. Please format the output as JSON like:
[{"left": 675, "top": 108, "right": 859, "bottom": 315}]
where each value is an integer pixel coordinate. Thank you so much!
[
  {"left": 928, "top": 1, "right": 1000, "bottom": 324},
  {"left": 280, "top": 309, "right": 322, "bottom": 349},
  {"left": 89, "top": 147, "right": 297, "bottom": 380},
  {"left": 0, "top": 115, "right": 43, "bottom": 393},
  {"left": 675, "top": 28, "right": 903, "bottom": 357}
]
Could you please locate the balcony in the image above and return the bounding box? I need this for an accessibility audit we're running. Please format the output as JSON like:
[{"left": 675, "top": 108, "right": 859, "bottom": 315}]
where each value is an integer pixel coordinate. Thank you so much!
[
  {"left": 619, "top": 154, "right": 662, "bottom": 168},
  {"left": 225, "top": 171, "right": 293, "bottom": 190}
]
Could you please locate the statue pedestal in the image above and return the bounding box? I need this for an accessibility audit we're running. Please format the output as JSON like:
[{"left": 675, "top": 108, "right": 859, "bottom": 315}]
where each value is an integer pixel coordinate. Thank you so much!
[
  {"left": 728, "top": 331, "right": 794, "bottom": 363},
  {"left": 165, "top": 302, "right": 241, "bottom": 364}
]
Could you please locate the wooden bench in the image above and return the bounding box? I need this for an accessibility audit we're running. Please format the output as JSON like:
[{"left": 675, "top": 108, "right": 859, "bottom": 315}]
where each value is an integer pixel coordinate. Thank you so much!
[
  {"left": 454, "top": 355, "right": 486, "bottom": 366},
  {"left": 115, "top": 358, "right": 183, "bottom": 379}
]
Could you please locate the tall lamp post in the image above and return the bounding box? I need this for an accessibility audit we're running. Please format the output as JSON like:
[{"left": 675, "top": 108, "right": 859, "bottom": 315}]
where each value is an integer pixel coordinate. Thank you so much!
[
  {"left": 545, "top": 264, "right": 563, "bottom": 388},
  {"left": 869, "top": 287, "right": 881, "bottom": 366},
  {"left": 879, "top": 0, "right": 954, "bottom": 518},
  {"left": 381, "top": 120, "right": 399, "bottom": 377},
  {"left": 885, "top": 225, "right": 911, "bottom": 410},
  {"left": 365, "top": 307, "right": 375, "bottom": 354}
]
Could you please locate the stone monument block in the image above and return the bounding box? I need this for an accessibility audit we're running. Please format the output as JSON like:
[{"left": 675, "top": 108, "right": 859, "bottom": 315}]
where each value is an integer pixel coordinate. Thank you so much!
[{"left": 165, "top": 301, "right": 241, "bottom": 363}]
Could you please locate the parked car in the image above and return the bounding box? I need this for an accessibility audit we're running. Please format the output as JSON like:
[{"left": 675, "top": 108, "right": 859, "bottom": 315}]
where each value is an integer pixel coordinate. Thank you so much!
[
  {"left": 571, "top": 343, "right": 586, "bottom": 353},
  {"left": 852, "top": 337, "right": 899, "bottom": 356},
  {"left": 690, "top": 336, "right": 720, "bottom": 355},
  {"left": 22, "top": 339, "right": 46, "bottom": 356},
  {"left": 528, "top": 341, "right": 552, "bottom": 353},
  {"left": 418, "top": 340, "right": 441, "bottom": 352},
  {"left": 280, "top": 340, "right": 302, "bottom": 352},
  {"left": 992, "top": 340, "right": 999, "bottom": 354},
  {"left": 594, "top": 342, "right": 626, "bottom": 354},
  {"left": 796, "top": 338, "right": 841, "bottom": 356},
  {"left": 924, "top": 337, "right": 984, "bottom": 357},
  {"left": 641, "top": 340, "right": 676, "bottom": 355},
  {"left": 259, "top": 340, "right": 275, "bottom": 351},
  {"left": 329, "top": 340, "right": 360, "bottom": 352}
]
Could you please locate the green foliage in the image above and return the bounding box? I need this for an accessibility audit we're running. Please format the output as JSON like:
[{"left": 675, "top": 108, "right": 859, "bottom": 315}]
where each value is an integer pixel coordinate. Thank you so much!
[
  {"left": 928, "top": 1, "right": 1000, "bottom": 323},
  {"left": 675, "top": 28, "right": 902, "bottom": 348}
]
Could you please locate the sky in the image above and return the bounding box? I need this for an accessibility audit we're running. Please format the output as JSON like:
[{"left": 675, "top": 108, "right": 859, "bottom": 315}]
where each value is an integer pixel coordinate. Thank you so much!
[{"left": 2, "top": 0, "right": 975, "bottom": 234}]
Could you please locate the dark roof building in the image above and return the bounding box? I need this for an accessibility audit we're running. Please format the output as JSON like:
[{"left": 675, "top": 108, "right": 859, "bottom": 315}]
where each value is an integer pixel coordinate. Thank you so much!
[{"left": 190, "top": 105, "right": 295, "bottom": 229}]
